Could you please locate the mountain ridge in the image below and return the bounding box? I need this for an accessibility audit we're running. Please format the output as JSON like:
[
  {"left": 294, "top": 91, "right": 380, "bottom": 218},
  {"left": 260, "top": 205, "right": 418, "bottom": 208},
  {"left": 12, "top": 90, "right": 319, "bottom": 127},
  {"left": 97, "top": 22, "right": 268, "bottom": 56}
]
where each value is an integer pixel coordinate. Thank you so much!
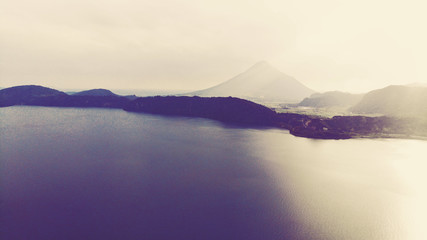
[
  {"left": 188, "top": 61, "right": 315, "bottom": 103},
  {"left": 297, "top": 91, "right": 364, "bottom": 108},
  {"left": 350, "top": 85, "right": 427, "bottom": 118},
  {"left": 0, "top": 85, "right": 67, "bottom": 107},
  {"left": 72, "top": 89, "right": 117, "bottom": 96}
]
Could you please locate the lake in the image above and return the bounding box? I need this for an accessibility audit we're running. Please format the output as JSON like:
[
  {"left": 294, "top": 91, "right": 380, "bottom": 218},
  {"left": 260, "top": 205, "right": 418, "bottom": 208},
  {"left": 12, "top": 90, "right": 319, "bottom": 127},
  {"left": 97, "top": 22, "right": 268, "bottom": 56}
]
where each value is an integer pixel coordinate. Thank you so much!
[{"left": 1, "top": 106, "right": 426, "bottom": 240}]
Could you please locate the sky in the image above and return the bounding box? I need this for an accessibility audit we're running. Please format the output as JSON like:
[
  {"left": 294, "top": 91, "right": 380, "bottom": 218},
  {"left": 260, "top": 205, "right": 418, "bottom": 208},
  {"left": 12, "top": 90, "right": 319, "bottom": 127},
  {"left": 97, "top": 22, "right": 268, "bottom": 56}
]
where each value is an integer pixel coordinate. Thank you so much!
[{"left": 1, "top": 0, "right": 426, "bottom": 93}]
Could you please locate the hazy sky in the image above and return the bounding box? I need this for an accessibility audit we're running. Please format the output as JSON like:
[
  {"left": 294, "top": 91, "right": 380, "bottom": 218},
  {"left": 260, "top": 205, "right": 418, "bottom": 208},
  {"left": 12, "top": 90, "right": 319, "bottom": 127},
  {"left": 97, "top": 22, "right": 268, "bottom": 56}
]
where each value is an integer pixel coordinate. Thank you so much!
[{"left": 1, "top": 0, "right": 426, "bottom": 93}]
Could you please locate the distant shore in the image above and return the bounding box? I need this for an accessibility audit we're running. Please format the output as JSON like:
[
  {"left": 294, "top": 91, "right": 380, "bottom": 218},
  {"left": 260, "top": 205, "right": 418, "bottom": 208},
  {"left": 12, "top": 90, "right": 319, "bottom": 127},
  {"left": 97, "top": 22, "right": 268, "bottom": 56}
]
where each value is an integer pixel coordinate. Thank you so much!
[{"left": 1, "top": 85, "right": 426, "bottom": 140}]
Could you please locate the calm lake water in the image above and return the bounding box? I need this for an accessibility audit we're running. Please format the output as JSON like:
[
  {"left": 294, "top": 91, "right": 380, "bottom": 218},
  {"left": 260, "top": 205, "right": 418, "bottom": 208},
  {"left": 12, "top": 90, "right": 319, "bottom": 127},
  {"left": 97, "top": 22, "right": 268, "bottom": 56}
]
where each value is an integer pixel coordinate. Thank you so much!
[{"left": 1, "top": 106, "right": 426, "bottom": 240}]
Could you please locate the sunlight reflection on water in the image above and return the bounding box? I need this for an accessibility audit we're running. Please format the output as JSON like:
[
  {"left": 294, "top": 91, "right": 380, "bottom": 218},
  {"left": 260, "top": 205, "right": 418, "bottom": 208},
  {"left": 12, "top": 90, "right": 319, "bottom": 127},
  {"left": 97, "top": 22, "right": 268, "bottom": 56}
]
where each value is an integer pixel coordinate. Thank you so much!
[
  {"left": 392, "top": 140, "right": 427, "bottom": 240},
  {"left": 251, "top": 131, "right": 427, "bottom": 240}
]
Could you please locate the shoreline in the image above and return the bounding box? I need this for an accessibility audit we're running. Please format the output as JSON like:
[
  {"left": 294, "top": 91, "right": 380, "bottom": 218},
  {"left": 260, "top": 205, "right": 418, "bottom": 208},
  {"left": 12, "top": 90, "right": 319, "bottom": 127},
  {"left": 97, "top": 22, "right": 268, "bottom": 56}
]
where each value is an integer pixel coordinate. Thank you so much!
[
  {"left": 1, "top": 85, "right": 425, "bottom": 141},
  {"left": 2, "top": 103, "right": 426, "bottom": 141}
]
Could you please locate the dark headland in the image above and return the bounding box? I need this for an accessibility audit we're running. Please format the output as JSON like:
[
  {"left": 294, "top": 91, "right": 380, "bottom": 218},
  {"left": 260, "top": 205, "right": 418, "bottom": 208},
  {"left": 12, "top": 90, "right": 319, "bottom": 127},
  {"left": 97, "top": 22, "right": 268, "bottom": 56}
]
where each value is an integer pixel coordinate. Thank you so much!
[
  {"left": 123, "top": 96, "right": 278, "bottom": 126},
  {"left": 1, "top": 85, "right": 425, "bottom": 140}
]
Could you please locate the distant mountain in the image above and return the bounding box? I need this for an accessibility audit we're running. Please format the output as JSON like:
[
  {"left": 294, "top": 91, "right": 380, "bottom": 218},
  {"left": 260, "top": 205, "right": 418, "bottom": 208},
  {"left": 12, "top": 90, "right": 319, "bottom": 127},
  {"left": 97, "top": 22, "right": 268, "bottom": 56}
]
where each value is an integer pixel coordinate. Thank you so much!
[
  {"left": 72, "top": 88, "right": 139, "bottom": 100},
  {"left": 0, "top": 85, "right": 130, "bottom": 108},
  {"left": 297, "top": 91, "right": 364, "bottom": 108},
  {"left": 0, "top": 85, "right": 67, "bottom": 107},
  {"left": 72, "top": 89, "right": 117, "bottom": 96},
  {"left": 350, "top": 85, "right": 427, "bottom": 118},
  {"left": 188, "top": 61, "right": 315, "bottom": 103}
]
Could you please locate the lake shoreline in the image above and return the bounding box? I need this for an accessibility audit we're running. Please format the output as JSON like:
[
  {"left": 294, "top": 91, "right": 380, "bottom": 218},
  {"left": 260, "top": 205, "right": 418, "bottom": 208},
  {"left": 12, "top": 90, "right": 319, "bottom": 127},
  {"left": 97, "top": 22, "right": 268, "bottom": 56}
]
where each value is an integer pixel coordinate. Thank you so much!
[{"left": 1, "top": 85, "right": 425, "bottom": 140}]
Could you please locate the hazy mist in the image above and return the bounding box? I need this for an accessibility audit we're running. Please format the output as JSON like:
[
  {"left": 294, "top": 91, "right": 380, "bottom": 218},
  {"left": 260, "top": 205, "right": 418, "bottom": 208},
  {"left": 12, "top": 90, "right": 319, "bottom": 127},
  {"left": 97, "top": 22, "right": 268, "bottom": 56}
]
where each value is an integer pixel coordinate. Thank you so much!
[{"left": 1, "top": 0, "right": 426, "bottom": 92}]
